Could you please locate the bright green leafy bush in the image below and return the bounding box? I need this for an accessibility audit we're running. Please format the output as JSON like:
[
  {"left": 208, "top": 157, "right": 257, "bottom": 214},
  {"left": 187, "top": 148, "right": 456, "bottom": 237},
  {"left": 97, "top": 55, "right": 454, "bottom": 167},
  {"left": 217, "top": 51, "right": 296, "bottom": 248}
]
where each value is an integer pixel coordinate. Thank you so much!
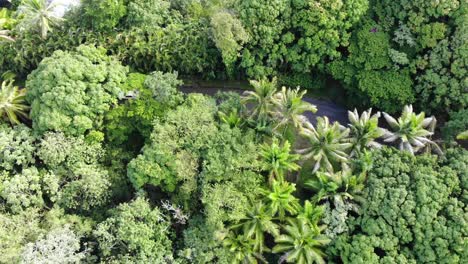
[
  {"left": 93, "top": 197, "right": 174, "bottom": 263},
  {"left": 329, "top": 147, "right": 467, "bottom": 263},
  {"left": 0, "top": 124, "right": 35, "bottom": 171},
  {"left": 26, "top": 45, "right": 128, "bottom": 136}
]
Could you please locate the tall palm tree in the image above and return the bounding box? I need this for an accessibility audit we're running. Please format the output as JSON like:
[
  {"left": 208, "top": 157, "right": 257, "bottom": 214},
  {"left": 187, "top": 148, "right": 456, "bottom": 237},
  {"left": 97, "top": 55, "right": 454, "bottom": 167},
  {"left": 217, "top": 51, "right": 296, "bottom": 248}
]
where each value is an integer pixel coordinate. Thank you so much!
[
  {"left": 222, "top": 232, "right": 267, "bottom": 264},
  {"left": 297, "top": 200, "right": 323, "bottom": 229},
  {"left": 0, "top": 80, "right": 29, "bottom": 124},
  {"left": 17, "top": 0, "right": 64, "bottom": 39},
  {"left": 382, "top": 105, "right": 441, "bottom": 155},
  {"left": 229, "top": 202, "right": 279, "bottom": 253},
  {"left": 262, "top": 180, "right": 301, "bottom": 220},
  {"left": 347, "top": 108, "right": 384, "bottom": 156},
  {"left": 297, "top": 117, "right": 352, "bottom": 173},
  {"left": 242, "top": 77, "right": 278, "bottom": 120},
  {"left": 260, "top": 138, "right": 300, "bottom": 183},
  {"left": 271, "top": 87, "right": 317, "bottom": 135},
  {"left": 273, "top": 218, "right": 330, "bottom": 264}
]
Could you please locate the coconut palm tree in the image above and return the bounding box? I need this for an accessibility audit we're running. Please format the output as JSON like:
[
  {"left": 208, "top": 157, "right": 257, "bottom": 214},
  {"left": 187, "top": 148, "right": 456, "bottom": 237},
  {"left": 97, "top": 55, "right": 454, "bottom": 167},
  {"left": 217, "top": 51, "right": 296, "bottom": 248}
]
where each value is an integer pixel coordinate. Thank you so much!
[
  {"left": 229, "top": 202, "right": 279, "bottom": 253},
  {"left": 262, "top": 180, "right": 301, "bottom": 220},
  {"left": 218, "top": 109, "right": 243, "bottom": 128},
  {"left": 260, "top": 138, "right": 300, "bottom": 183},
  {"left": 297, "top": 200, "right": 323, "bottom": 229},
  {"left": 347, "top": 108, "right": 384, "bottom": 156},
  {"left": 273, "top": 218, "right": 330, "bottom": 264},
  {"left": 271, "top": 86, "right": 317, "bottom": 136},
  {"left": 222, "top": 232, "right": 267, "bottom": 264},
  {"left": 382, "top": 105, "right": 441, "bottom": 155},
  {"left": 0, "top": 80, "right": 29, "bottom": 124},
  {"left": 304, "top": 169, "right": 366, "bottom": 204},
  {"left": 242, "top": 77, "right": 278, "bottom": 120},
  {"left": 17, "top": 0, "right": 64, "bottom": 39},
  {"left": 297, "top": 117, "right": 352, "bottom": 173}
]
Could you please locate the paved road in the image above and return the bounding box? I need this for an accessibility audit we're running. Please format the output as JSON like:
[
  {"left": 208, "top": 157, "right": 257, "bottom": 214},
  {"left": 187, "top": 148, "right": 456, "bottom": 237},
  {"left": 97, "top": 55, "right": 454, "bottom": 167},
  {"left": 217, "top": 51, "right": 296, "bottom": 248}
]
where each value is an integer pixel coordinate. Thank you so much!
[{"left": 179, "top": 86, "right": 349, "bottom": 125}]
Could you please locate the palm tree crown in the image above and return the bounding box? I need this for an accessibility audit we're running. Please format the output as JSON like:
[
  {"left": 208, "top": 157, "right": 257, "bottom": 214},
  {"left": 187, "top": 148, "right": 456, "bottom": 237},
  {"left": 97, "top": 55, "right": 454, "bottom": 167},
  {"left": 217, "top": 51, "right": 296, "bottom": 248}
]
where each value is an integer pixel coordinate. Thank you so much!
[
  {"left": 262, "top": 180, "right": 301, "bottom": 220},
  {"left": 242, "top": 77, "right": 278, "bottom": 120},
  {"left": 297, "top": 117, "right": 352, "bottom": 173},
  {"left": 273, "top": 218, "right": 330, "bottom": 264},
  {"left": 382, "top": 105, "right": 441, "bottom": 154},
  {"left": 17, "top": 0, "right": 64, "bottom": 39},
  {"left": 347, "top": 108, "right": 384, "bottom": 156},
  {"left": 260, "top": 138, "right": 301, "bottom": 183},
  {"left": 0, "top": 80, "right": 29, "bottom": 124},
  {"left": 271, "top": 86, "right": 317, "bottom": 134},
  {"left": 230, "top": 202, "right": 279, "bottom": 253}
]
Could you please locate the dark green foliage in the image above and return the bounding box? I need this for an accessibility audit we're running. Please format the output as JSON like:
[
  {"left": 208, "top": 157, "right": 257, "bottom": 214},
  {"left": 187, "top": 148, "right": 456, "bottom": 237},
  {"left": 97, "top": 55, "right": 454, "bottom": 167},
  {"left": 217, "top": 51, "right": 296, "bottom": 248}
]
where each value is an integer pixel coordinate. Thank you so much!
[
  {"left": 26, "top": 45, "right": 128, "bottom": 136},
  {"left": 329, "top": 21, "right": 414, "bottom": 113},
  {"left": 442, "top": 109, "right": 468, "bottom": 141},
  {"left": 237, "top": 0, "right": 369, "bottom": 77},
  {"left": 104, "top": 73, "right": 171, "bottom": 148},
  {"left": 329, "top": 148, "right": 467, "bottom": 263}
]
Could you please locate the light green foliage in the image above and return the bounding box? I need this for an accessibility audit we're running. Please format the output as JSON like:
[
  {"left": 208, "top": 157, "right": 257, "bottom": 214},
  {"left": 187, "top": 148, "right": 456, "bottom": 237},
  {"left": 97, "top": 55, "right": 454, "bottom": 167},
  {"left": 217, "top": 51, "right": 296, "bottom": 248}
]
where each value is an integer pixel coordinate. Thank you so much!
[
  {"left": 0, "top": 8, "right": 15, "bottom": 42},
  {"left": 94, "top": 197, "right": 174, "bottom": 263},
  {"left": 81, "top": 0, "right": 126, "bottom": 31},
  {"left": 0, "top": 209, "right": 44, "bottom": 263},
  {"left": 329, "top": 22, "right": 414, "bottom": 113},
  {"left": 297, "top": 117, "right": 351, "bottom": 173},
  {"left": 260, "top": 138, "right": 300, "bottom": 183},
  {"left": 144, "top": 71, "right": 183, "bottom": 106},
  {"left": 273, "top": 218, "right": 330, "bottom": 264},
  {"left": 127, "top": 94, "right": 217, "bottom": 192},
  {"left": 21, "top": 226, "right": 87, "bottom": 263},
  {"left": 200, "top": 125, "right": 263, "bottom": 228},
  {"left": 37, "top": 132, "right": 110, "bottom": 211},
  {"left": 238, "top": 0, "right": 368, "bottom": 76},
  {"left": 211, "top": 10, "right": 249, "bottom": 75},
  {"left": 442, "top": 109, "right": 468, "bottom": 141},
  {"left": 0, "top": 80, "right": 29, "bottom": 124},
  {"left": 0, "top": 167, "right": 55, "bottom": 213},
  {"left": 17, "top": 0, "right": 64, "bottom": 39},
  {"left": 322, "top": 200, "right": 357, "bottom": 239},
  {"left": 125, "top": 0, "right": 174, "bottom": 28},
  {"left": 0, "top": 207, "right": 93, "bottom": 264},
  {"left": 37, "top": 132, "right": 103, "bottom": 170},
  {"left": 330, "top": 148, "right": 467, "bottom": 263},
  {"left": 0, "top": 124, "right": 35, "bottom": 171},
  {"left": 382, "top": 105, "right": 440, "bottom": 155},
  {"left": 26, "top": 45, "right": 128, "bottom": 136}
]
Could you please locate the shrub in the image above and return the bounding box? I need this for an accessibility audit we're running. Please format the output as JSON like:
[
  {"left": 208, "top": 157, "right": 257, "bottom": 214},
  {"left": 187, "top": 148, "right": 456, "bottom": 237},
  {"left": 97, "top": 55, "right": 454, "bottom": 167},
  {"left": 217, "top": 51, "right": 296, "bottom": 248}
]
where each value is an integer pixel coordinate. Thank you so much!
[{"left": 26, "top": 45, "right": 128, "bottom": 136}]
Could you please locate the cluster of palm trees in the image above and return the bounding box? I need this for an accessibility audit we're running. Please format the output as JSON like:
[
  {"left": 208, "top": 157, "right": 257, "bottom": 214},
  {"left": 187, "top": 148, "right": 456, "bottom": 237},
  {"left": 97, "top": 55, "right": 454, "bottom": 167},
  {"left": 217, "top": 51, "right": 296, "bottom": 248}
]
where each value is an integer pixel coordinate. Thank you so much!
[{"left": 219, "top": 77, "right": 443, "bottom": 263}]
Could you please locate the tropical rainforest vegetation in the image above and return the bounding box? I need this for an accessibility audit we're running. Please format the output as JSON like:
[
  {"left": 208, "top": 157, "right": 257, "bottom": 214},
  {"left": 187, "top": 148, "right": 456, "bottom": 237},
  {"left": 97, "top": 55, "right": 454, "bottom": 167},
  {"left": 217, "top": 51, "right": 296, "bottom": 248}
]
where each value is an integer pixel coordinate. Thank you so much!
[{"left": 0, "top": 0, "right": 466, "bottom": 263}]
